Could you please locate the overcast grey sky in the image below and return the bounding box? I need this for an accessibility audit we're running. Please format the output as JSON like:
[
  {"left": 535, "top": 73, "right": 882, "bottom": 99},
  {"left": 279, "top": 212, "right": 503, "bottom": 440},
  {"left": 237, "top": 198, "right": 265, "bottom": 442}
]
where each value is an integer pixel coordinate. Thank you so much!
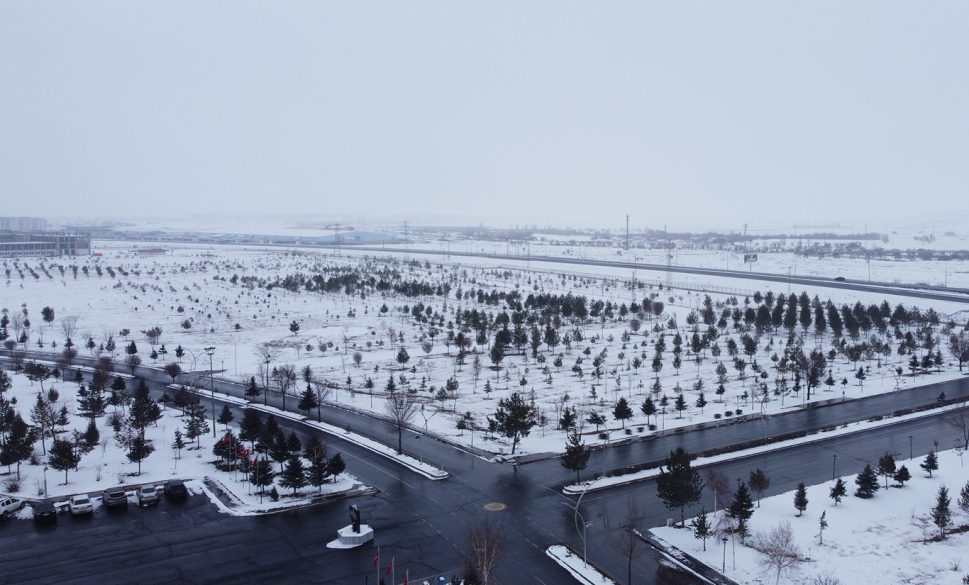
[{"left": 1, "top": 2, "right": 966, "bottom": 230}]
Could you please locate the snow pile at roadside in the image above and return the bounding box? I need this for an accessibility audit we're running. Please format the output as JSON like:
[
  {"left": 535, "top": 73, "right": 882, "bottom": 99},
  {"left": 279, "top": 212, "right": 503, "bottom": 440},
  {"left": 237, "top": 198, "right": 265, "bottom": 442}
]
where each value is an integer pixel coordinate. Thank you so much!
[{"left": 546, "top": 545, "right": 617, "bottom": 585}]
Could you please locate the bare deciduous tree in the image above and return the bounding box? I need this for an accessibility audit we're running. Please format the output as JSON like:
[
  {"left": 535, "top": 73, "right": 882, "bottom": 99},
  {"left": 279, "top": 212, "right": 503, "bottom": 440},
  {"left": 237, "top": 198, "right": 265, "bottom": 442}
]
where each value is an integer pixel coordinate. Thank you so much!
[
  {"left": 61, "top": 315, "right": 79, "bottom": 345},
  {"left": 466, "top": 519, "right": 506, "bottom": 585},
  {"left": 947, "top": 409, "right": 969, "bottom": 449},
  {"left": 752, "top": 521, "right": 802, "bottom": 585},
  {"left": 384, "top": 391, "right": 418, "bottom": 453},
  {"left": 606, "top": 498, "right": 646, "bottom": 585}
]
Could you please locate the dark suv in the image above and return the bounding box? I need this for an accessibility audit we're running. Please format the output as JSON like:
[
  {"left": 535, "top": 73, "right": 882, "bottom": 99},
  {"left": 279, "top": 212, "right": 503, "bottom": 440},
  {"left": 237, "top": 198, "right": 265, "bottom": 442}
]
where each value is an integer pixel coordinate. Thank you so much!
[
  {"left": 32, "top": 501, "right": 57, "bottom": 523},
  {"left": 102, "top": 487, "right": 129, "bottom": 509},
  {"left": 165, "top": 479, "right": 188, "bottom": 501}
]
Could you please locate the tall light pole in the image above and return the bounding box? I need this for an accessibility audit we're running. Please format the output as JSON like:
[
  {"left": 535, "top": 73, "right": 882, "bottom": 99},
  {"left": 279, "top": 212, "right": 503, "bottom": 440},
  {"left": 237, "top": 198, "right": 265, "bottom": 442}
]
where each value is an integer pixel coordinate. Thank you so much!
[
  {"left": 832, "top": 454, "right": 837, "bottom": 481},
  {"left": 205, "top": 346, "right": 216, "bottom": 437},
  {"left": 721, "top": 536, "right": 728, "bottom": 573},
  {"left": 562, "top": 483, "right": 591, "bottom": 566},
  {"left": 909, "top": 435, "right": 913, "bottom": 461}
]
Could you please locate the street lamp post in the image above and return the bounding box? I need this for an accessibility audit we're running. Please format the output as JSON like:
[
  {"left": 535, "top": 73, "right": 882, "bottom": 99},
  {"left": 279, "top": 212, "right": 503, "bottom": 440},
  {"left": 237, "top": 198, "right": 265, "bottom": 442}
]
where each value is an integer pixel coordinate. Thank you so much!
[
  {"left": 909, "top": 435, "right": 913, "bottom": 461},
  {"left": 263, "top": 356, "right": 271, "bottom": 406},
  {"left": 562, "top": 484, "right": 591, "bottom": 566},
  {"left": 43, "top": 465, "right": 48, "bottom": 498},
  {"left": 721, "top": 537, "right": 728, "bottom": 573},
  {"left": 205, "top": 346, "right": 216, "bottom": 437},
  {"left": 832, "top": 454, "right": 837, "bottom": 481}
]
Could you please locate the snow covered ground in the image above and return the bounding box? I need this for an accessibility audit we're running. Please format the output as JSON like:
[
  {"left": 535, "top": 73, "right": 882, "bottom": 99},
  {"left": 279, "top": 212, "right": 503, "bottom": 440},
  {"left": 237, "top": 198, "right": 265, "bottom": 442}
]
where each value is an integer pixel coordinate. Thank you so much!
[
  {"left": 0, "top": 368, "right": 366, "bottom": 515},
  {"left": 2, "top": 241, "right": 966, "bottom": 461},
  {"left": 651, "top": 448, "right": 969, "bottom": 585}
]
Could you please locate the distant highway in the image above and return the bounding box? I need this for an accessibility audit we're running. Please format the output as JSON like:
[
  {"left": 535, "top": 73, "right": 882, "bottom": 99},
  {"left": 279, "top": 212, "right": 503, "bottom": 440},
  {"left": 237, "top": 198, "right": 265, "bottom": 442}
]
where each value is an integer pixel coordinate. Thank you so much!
[
  {"left": 97, "top": 233, "right": 969, "bottom": 304},
  {"left": 326, "top": 244, "right": 969, "bottom": 304}
]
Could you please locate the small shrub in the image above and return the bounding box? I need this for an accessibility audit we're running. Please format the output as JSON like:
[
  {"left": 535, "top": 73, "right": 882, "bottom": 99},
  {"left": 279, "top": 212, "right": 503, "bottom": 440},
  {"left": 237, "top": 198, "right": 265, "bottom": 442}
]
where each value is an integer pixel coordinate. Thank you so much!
[
  {"left": 4, "top": 479, "right": 21, "bottom": 493},
  {"left": 637, "top": 426, "right": 644, "bottom": 433},
  {"left": 725, "top": 411, "right": 733, "bottom": 417},
  {"left": 648, "top": 424, "right": 657, "bottom": 431},
  {"left": 714, "top": 413, "right": 722, "bottom": 419},
  {"left": 624, "top": 428, "right": 632, "bottom": 435},
  {"left": 598, "top": 432, "right": 608, "bottom": 440},
  {"left": 735, "top": 409, "right": 743, "bottom": 415}
]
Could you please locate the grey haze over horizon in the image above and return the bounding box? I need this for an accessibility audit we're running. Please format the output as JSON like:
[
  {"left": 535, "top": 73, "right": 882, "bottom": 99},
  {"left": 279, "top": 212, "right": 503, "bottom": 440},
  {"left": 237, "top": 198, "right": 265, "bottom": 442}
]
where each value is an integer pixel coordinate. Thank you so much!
[{"left": 2, "top": 2, "right": 967, "bottom": 230}]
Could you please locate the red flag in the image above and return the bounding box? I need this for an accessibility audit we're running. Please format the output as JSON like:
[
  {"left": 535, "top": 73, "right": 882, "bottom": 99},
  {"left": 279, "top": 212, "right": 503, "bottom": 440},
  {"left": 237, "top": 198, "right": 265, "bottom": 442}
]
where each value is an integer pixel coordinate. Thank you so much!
[
  {"left": 404, "top": 570, "right": 408, "bottom": 585},
  {"left": 384, "top": 557, "right": 393, "bottom": 576}
]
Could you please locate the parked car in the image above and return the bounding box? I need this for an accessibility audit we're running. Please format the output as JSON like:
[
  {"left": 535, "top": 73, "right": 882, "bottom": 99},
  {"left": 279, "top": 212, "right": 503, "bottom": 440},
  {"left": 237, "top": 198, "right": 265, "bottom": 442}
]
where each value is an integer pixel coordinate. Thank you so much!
[
  {"left": 32, "top": 501, "right": 58, "bottom": 523},
  {"left": 137, "top": 485, "right": 159, "bottom": 507},
  {"left": 164, "top": 480, "right": 188, "bottom": 501},
  {"left": 0, "top": 496, "right": 24, "bottom": 517},
  {"left": 68, "top": 495, "right": 94, "bottom": 516},
  {"left": 102, "top": 487, "right": 129, "bottom": 509}
]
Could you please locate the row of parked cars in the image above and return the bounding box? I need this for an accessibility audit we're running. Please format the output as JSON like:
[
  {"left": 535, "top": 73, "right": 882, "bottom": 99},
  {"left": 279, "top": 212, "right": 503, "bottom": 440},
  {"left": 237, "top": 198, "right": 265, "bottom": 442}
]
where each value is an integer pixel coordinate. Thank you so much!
[{"left": 2, "top": 479, "right": 189, "bottom": 524}]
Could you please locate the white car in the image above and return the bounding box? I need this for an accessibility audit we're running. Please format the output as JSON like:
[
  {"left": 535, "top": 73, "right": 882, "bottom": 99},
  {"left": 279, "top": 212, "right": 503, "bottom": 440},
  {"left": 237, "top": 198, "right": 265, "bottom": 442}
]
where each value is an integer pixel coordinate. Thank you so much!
[
  {"left": 137, "top": 485, "right": 159, "bottom": 507},
  {"left": 0, "top": 496, "right": 24, "bottom": 517},
  {"left": 68, "top": 495, "right": 94, "bottom": 516}
]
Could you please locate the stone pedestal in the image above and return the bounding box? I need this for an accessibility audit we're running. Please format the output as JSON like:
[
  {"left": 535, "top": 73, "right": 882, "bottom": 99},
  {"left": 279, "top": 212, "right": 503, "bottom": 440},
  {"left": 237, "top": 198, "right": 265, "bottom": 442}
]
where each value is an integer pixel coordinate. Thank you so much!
[{"left": 326, "top": 524, "right": 374, "bottom": 549}]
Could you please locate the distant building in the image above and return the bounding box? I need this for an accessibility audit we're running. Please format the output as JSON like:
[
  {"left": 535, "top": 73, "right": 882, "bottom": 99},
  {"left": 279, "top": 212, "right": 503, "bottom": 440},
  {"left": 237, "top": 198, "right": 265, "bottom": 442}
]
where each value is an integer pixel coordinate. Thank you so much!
[
  {"left": 0, "top": 216, "right": 47, "bottom": 231},
  {"left": 0, "top": 231, "right": 91, "bottom": 257}
]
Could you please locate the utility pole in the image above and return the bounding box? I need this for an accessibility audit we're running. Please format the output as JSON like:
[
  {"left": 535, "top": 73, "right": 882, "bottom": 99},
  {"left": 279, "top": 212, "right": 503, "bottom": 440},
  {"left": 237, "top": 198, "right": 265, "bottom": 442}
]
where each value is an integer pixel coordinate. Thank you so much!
[
  {"left": 665, "top": 225, "right": 673, "bottom": 290},
  {"left": 205, "top": 346, "right": 216, "bottom": 437},
  {"left": 625, "top": 214, "right": 630, "bottom": 251},
  {"left": 744, "top": 223, "right": 750, "bottom": 272}
]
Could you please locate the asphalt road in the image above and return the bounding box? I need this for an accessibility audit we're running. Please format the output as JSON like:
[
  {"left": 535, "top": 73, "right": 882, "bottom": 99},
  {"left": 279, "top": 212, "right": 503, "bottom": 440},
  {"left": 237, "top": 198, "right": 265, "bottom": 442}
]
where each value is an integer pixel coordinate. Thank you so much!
[
  {"left": 316, "top": 245, "right": 969, "bottom": 305},
  {"left": 3, "top": 357, "right": 967, "bottom": 585}
]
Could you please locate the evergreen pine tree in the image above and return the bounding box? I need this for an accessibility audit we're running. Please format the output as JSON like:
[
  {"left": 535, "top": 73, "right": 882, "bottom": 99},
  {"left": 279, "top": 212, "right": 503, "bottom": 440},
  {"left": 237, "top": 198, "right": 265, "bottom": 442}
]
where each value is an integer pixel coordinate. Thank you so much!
[
  {"left": 921, "top": 450, "right": 939, "bottom": 477},
  {"left": 184, "top": 400, "right": 210, "bottom": 448},
  {"left": 793, "top": 482, "right": 809, "bottom": 517},
  {"left": 749, "top": 468, "right": 771, "bottom": 507},
  {"left": 48, "top": 438, "right": 81, "bottom": 483},
  {"left": 877, "top": 452, "right": 897, "bottom": 489},
  {"left": 612, "top": 397, "right": 633, "bottom": 428},
  {"left": 279, "top": 455, "right": 308, "bottom": 495},
  {"left": 217, "top": 404, "right": 234, "bottom": 430},
  {"left": 0, "top": 413, "right": 35, "bottom": 479},
  {"left": 82, "top": 418, "right": 100, "bottom": 451},
  {"left": 854, "top": 464, "right": 880, "bottom": 498},
  {"left": 691, "top": 507, "right": 712, "bottom": 551},
  {"left": 931, "top": 485, "right": 952, "bottom": 539},
  {"left": 656, "top": 447, "right": 704, "bottom": 527},
  {"left": 560, "top": 429, "right": 591, "bottom": 482},
  {"left": 172, "top": 429, "right": 185, "bottom": 460},
  {"left": 249, "top": 457, "right": 275, "bottom": 493},
  {"left": 728, "top": 481, "right": 755, "bottom": 541},
  {"left": 893, "top": 465, "right": 911, "bottom": 487},
  {"left": 305, "top": 446, "right": 330, "bottom": 491},
  {"left": 239, "top": 409, "right": 263, "bottom": 449},
  {"left": 128, "top": 379, "right": 161, "bottom": 439},
  {"left": 285, "top": 431, "right": 302, "bottom": 456},
  {"left": 674, "top": 393, "right": 687, "bottom": 418},
  {"left": 245, "top": 376, "right": 262, "bottom": 399},
  {"left": 298, "top": 384, "right": 318, "bottom": 416},
  {"left": 493, "top": 392, "right": 538, "bottom": 454},
  {"left": 958, "top": 481, "right": 969, "bottom": 515},
  {"left": 640, "top": 396, "right": 656, "bottom": 424},
  {"left": 326, "top": 452, "right": 346, "bottom": 477},
  {"left": 829, "top": 478, "right": 847, "bottom": 506},
  {"left": 126, "top": 435, "right": 154, "bottom": 474}
]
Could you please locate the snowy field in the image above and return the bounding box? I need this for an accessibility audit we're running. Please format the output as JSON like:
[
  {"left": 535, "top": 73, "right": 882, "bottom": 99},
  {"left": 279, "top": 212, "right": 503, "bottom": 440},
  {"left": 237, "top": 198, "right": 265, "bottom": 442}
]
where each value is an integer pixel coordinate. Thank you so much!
[
  {"left": 0, "top": 367, "right": 363, "bottom": 513},
  {"left": 2, "top": 241, "right": 967, "bottom": 461},
  {"left": 652, "top": 448, "right": 969, "bottom": 585}
]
